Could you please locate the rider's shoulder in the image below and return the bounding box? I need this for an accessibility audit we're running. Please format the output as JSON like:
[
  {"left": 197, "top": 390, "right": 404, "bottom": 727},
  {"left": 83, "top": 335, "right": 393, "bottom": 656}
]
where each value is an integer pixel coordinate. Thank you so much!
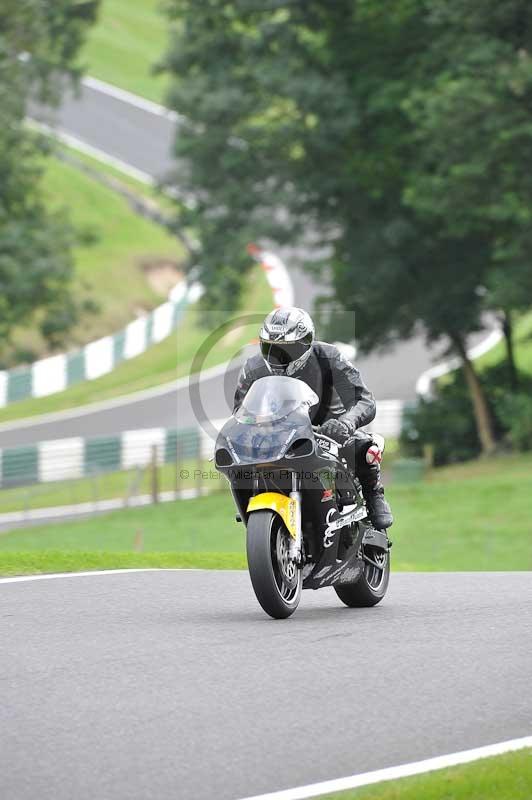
[
  {"left": 243, "top": 353, "right": 269, "bottom": 376},
  {"left": 314, "top": 341, "right": 358, "bottom": 371},
  {"left": 314, "top": 340, "right": 342, "bottom": 360}
]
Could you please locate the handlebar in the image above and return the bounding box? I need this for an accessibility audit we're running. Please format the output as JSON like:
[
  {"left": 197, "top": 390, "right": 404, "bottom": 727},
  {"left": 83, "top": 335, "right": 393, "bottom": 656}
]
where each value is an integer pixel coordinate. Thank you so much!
[
  {"left": 313, "top": 424, "right": 358, "bottom": 450},
  {"left": 313, "top": 426, "right": 340, "bottom": 448}
]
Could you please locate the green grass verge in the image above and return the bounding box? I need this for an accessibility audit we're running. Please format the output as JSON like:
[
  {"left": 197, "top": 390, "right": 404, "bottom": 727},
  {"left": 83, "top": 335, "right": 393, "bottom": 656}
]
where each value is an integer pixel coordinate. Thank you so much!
[
  {"left": 8, "top": 155, "right": 183, "bottom": 363},
  {"left": 1, "top": 451, "right": 531, "bottom": 575},
  {"left": 0, "top": 492, "right": 235, "bottom": 553},
  {"left": 320, "top": 749, "right": 532, "bottom": 800},
  {"left": 0, "top": 551, "right": 245, "bottom": 576},
  {"left": 82, "top": 0, "right": 171, "bottom": 103},
  {"left": 59, "top": 142, "right": 174, "bottom": 207},
  {"left": 387, "top": 450, "right": 532, "bottom": 571},
  {"left": 0, "top": 459, "right": 217, "bottom": 514}
]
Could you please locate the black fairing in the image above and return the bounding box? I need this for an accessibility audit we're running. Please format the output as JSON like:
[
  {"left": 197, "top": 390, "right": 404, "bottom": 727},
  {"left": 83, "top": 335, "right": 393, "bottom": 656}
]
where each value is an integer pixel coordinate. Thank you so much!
[
  {"left": 215, "top": 408, "right": 326, "bottom": 472},
  {"left": 215, "top": 408, "right": 332, "bottom": 524}
]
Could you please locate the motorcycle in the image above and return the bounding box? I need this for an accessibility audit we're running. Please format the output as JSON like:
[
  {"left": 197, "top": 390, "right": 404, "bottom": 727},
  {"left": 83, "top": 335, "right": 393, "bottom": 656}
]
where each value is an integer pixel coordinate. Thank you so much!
[{"left": 214, "top": 375, "right": 391, "bottom": 618}]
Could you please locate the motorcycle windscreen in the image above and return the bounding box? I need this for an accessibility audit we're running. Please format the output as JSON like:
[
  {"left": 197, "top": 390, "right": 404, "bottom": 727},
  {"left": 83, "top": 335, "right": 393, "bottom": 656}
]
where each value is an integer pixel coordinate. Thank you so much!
[
  {"left": 217, "top": 411, "right": 313, "bottom": 466},
  {"left": 235, "top": 375, "right": 318, "bottom": 425}
]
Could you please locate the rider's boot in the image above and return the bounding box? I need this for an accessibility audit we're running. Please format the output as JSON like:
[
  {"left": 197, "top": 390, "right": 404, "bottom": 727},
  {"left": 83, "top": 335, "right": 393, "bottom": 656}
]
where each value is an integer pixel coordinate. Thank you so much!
[{"left": 358, "top": 464, "right": 393, "bottom": 531}]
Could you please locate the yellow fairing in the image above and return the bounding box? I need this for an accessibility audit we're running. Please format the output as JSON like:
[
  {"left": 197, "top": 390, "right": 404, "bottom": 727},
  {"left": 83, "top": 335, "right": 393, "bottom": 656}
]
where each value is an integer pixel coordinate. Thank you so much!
[{"left": 247, "top": 492, "right": 298, "bottom": 539}]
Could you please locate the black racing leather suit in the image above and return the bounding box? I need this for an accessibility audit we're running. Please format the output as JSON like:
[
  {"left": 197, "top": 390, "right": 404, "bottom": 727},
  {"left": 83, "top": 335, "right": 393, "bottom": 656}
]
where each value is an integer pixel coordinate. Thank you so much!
[
  {"left": 234, "top": 341, "right": 376, "bottom": 430},
  {"left": 233, "top": 341, "right": 393, "bottom": 528}
]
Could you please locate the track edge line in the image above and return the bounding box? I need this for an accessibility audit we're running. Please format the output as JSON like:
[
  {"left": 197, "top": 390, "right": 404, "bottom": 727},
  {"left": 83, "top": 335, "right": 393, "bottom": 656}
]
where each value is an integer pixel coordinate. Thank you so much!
[
  {"left": 235, "top": 735, "right": 532, "bottom": 800},
  {"left": 0, "top": 567, "right": 207, "bottom": 584}
]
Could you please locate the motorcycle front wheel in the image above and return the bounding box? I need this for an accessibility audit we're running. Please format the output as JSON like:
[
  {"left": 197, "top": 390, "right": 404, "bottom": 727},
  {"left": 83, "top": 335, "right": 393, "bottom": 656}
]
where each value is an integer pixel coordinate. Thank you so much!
[{"left": 246, "top": 510, "right": 302, "bottom": 619}]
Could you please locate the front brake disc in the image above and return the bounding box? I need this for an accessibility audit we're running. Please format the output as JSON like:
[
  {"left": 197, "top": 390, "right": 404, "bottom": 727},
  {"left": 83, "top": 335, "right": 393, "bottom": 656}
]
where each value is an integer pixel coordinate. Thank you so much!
[{"left": 276, "top": 529, "right": 298, "bottom": 589}]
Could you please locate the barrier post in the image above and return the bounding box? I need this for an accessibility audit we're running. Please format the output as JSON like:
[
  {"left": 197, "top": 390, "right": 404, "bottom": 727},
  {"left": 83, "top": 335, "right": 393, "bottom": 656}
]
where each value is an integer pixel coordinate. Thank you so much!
[
  {"left": 151, "top": 444, "right": 159, "bottom": 503},
  {"left": 175, "top": 441, "right": 181, "bottom": 499},
  {"left": 196, "top": 451, "right": 202, "bottom": 496}
]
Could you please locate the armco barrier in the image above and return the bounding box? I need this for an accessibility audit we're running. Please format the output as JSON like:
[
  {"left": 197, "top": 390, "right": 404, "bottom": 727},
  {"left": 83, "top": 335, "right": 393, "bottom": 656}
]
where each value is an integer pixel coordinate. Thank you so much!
[
  {"left": 0, "top": 245, "right": 294, "bottom": 409},
  {"left": 0, "top": 399, "right": 406, "bottom": 489},
  {"left": 0, "top": 281, "right": 202, "bottom": 408},
  {"left": 364, "top": 400, "right": 405, "bottom": 439},
  {"left": 0, "top": 427, "right": 201, "bottom": 488}
]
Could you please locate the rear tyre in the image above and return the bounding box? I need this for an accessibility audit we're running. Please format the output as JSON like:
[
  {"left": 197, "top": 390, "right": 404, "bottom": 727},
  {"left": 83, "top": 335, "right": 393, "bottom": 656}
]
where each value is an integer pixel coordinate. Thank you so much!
[
  {"left": 335, "top": 546, "right": 390, "bottom": 607},
  {"left": 246, "top": 510, "right": 302, "bottom": 619}
]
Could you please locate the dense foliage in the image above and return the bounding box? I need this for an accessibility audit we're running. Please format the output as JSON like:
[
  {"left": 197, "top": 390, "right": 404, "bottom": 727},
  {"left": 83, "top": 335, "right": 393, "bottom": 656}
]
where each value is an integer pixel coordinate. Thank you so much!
[
  {"left": 162, "top": 0, "right": 532, "bottom": 454},
  {"left": 402, "top": 364, "right": 532, "bottom": 465},
  {"left": 0, "top": 0, "right": 98, "bottom": 362}
]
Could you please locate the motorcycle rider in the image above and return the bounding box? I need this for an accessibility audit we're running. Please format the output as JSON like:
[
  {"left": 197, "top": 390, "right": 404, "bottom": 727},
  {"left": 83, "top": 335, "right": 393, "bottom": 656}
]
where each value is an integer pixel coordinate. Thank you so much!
[{"left": 233, "top": 307, "right": 393, "bottom": 530}]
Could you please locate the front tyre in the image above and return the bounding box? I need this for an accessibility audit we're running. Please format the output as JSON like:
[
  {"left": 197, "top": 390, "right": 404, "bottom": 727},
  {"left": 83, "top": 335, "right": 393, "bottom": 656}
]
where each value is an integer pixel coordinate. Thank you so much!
[
  {"left": 335, "top": 546, "right": 390, "bottom": 607},
  {"left": 246, "top": 510, "right": 302, "bottom": 619}
]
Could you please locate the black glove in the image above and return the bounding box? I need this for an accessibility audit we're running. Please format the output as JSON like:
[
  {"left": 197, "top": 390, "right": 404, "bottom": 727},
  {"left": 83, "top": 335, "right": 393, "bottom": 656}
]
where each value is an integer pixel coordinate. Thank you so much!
[{"left": 318, "top": 418, "right": 355, "bottom": 445}]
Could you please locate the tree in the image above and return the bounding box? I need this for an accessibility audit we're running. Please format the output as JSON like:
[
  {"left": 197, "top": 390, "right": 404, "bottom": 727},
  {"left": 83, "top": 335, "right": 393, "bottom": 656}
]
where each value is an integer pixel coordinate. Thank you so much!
[
  {"left": 161, "top": 0, "right": 532, "bottom": 453},
  {"left": 401, "top": 0, "right": 532, "bottom": 389},
  {"left": 161, "top": 0, "right": 427, "bottom": 307},
  {"left": 487, "top": 263, "right": 532, "bottom": 390},
  {"left": 0, "top": 0, "right": 98, "bottom": 362}
]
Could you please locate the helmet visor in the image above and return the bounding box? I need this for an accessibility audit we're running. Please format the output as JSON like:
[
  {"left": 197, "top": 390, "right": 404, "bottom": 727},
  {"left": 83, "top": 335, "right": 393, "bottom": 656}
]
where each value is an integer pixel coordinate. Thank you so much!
[{"left": 260, "top": 338, "right": 311, "bottom": 369}]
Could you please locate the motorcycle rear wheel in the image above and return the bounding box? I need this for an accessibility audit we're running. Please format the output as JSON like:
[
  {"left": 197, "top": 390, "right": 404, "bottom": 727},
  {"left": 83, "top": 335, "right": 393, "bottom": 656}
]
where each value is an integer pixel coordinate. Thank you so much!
[
  {"left": 246, "top": 510, "right": 302, "bottom": 619},
  {"left": 335, "top": 546, "right": 390, "bottom": 607}
]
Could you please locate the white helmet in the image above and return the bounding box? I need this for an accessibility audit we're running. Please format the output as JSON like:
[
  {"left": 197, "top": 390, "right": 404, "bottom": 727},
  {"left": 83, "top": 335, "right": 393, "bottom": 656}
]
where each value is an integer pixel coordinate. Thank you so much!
[{"left": 259, "top": 307, "right": 315, "bottom": 376}]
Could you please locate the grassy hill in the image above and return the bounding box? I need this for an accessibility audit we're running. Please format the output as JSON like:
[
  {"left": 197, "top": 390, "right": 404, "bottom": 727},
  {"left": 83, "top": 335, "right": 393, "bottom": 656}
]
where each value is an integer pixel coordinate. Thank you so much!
[
  {"left": 82, "top": 0, "right": 170, "bottom": 102},
  {"left": 6, "top": 155, "right": 183, "bottom": 367}
]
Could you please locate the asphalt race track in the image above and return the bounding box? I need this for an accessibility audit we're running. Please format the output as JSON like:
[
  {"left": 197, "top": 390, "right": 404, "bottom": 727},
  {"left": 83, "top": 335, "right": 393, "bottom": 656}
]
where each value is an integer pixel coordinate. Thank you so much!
[{"left": 2, "top": 570, "right": 531, "bottom": 800}]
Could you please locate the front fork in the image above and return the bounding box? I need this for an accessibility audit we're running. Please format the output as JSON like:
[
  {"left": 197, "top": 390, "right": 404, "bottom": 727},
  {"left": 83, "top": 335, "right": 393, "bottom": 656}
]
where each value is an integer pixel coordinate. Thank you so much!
[
  {"left": 289, "top": 471, "right": 302, "bottom": 565},
  {"left": 247, "top": 470, "right": 302, "bottom": 565}
]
